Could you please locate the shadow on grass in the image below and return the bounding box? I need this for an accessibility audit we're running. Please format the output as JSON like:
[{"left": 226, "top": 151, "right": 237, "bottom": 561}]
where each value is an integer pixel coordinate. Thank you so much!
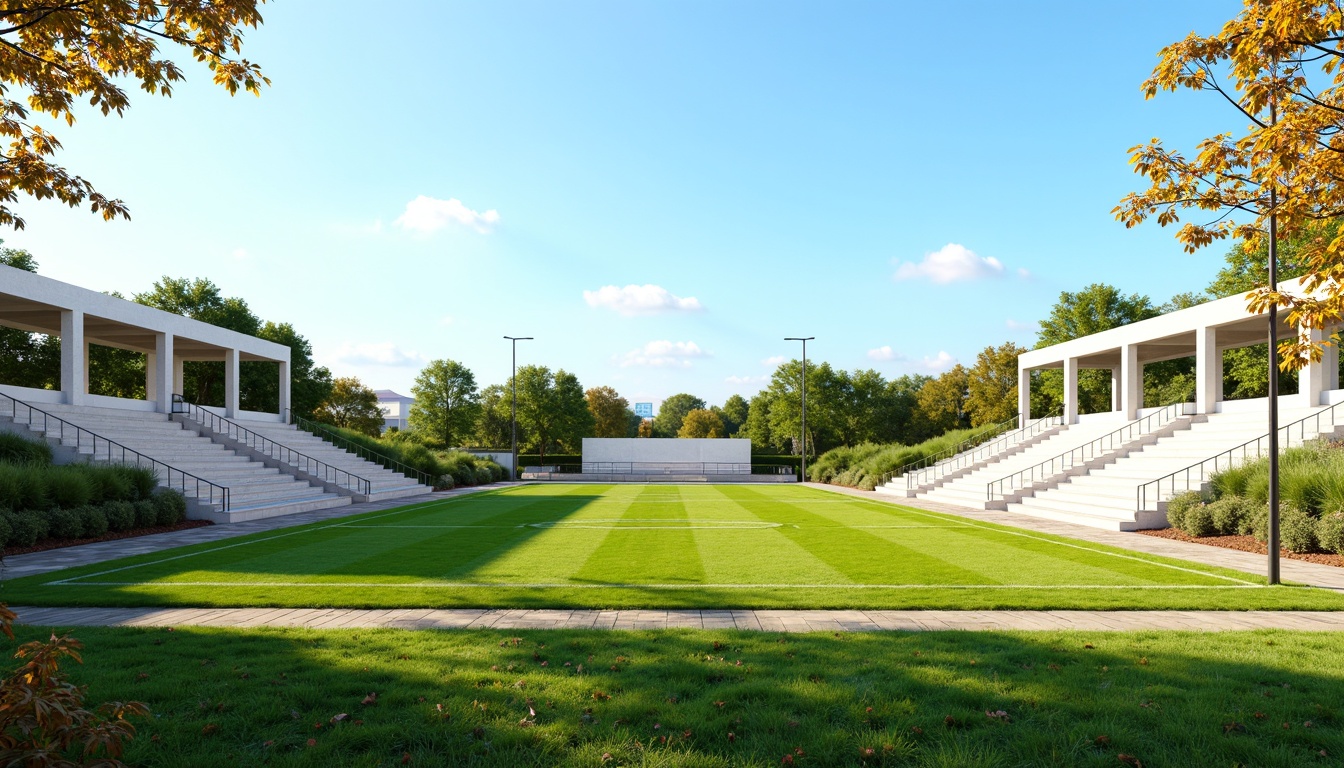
[{"left": 6, "top": 620, "right": 1343, "bottom": 767}]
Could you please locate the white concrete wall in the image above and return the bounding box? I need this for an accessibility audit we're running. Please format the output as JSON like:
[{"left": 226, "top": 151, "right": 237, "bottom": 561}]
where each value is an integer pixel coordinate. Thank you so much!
[{"left": 582, "top": 438, "right": 750, "bottom": 464}]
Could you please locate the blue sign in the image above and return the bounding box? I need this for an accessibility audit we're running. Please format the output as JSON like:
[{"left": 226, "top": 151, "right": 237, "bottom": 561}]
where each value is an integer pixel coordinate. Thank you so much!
[{"left": 634, "top": 402, "right": 654, "bottom": 418}]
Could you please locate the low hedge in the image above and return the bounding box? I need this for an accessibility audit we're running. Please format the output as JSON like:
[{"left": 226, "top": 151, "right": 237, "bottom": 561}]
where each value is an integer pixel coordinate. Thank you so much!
[
  {"left": 312, "top": 424, "right": 504, "bottom": 489},
  {"left": 0, "top": 488, "right": 187, "bottom": 549}
]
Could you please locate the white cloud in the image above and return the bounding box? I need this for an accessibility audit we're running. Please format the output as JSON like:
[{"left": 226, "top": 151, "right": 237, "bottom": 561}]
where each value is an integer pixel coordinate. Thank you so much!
[
  {"left": 761, "top": 355, "right": 787, "bottom": 368},
  {"left": 329, "top": 342, "right": 428, "bottom": 368},
  {"left": 1006, "top": 318, "right": 1034, "bottom": 332},
  {"left": 867, "top": 345, "right": 908, "bottom": 362},
  {"left": 893, "top": 243, "right": 1004, "bottom": 284},
  {"left": 439, "top": 315, "right": 455, "bottom": 326},
  {"left": 619, "top": 340, "right": 708, "bottom": 368},
  {"left": 230, "top": 248, "right": 250, "bottom": 262},
  {"left": 394, "top": 195, "right": 500, "bottom": 234},
  {"left": 726, "top": 374, "right": 768, "bottom": 386},
  {"left": 1016, "top": 267, "right": 1032, "bottom": 279},
  {"left": 921, "top": 351, "right": 957, "bottom": 372},
  {"left": 583, "top": 284, "right": 703, "bottom": 316}
]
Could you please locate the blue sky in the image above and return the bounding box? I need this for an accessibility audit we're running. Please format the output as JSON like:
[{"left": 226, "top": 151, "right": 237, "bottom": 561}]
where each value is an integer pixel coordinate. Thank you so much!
[{"left": 7, "top": 1, "right": 1246, "bottom": 409}]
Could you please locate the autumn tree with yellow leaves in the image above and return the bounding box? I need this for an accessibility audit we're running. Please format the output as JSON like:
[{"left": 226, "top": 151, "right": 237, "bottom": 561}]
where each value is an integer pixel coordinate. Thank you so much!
[
  {"left": 0, "top": 1, "right": 269, "bottom": 228},
  {"left": 1115, "top": 0, "right": 1344, "bottom": 369}
]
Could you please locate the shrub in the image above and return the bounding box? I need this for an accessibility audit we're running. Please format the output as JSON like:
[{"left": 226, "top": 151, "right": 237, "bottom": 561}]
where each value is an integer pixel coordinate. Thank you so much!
[
  {"left": 133, "top": 500, "right": 157, "bottom": 529},
  {"left": 0, "top": 464, "right": 22, "bottom": 509},
  {"left": 0, "top": 431, "right": 53, "bottom": 464},
  {"left": 78, "top": 505, "right": 110, "bottom": 538},
  {"left": 2, "top": 511, "right": 38, "bottom": 546},
  {"left": 87, "top": 465, "right": 133, "bottom": 504},
  {"left": 1249, "top": 501, "right": 1306, "bottom": 545},
  {"left": 0, "top": 513, "right": 10, "bottom": 548},
  {"left": 1319, "top": 512, "right": 1344, "bottom": 555},
  {"left": 15, "top": 470, "right": 48, "bottom": 511},
  {"left": 47, "top": 466, "right": 93, "bottom": 509},
  {"left": 103, "top": 500, "right": 135, "bottom": 532},
  {"left": 1164, "top": 491, "right": 1204, "bottom": 531},
  {"left": 436, "top": 474, "right": 456, "bottom": 491},
  {"left": 45, "top": 507, "right": 83, "bottom": 540},
  {"left": 1179, "top": 501, "right": 1218, "bottom": 538},
  {"left": 119, "top": 464, "right": 159, "bottom": 500},
  {"left": 1208, "top": 496, "right": 1255, "bottom": 536},
  {"left": 152, "top": 489, "right": 187, "bottom": 526},
  {"left": 1281, "top": 504, "right": 1320, "bottom": 554},
  {"left": 473, "top": 465, "right": 493, "bottom": 485}
]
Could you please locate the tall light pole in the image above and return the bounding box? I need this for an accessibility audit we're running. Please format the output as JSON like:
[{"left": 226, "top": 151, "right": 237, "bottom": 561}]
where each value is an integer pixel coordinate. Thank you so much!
[
  {"left": 1266, "top": 90, "right": 1281, "bottom": 585},
  {"left": 504, "top": 336, "right": 532, "bottom": 479},
  {"left": 785, "top": 337, "right": 814, "bottom": 483}
]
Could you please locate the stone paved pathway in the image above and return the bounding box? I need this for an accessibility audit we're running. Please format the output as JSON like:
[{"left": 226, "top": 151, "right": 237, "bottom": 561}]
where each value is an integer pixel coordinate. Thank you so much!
[
  {"left": 11, "top": 605, "right": 1344, "bottom": 632},
  {"left": 9, "top": 481, "right": 1344, "bottom": 634}
]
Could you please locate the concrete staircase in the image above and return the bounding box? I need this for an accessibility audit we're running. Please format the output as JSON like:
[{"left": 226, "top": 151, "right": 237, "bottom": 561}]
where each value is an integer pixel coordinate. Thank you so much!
[
  {"left": 218, "top": 418, "right": 433, "bottom": 502},
  {"left": 874, "top": 417, "right": 1065, "bottom": 498},
  {"left": 1006, "top": 405, "right": 1338, "bottom": 531},
  {"left": 908, "top": 421, "right": 1123, "bottom": 509},
  {"left": 1, "top": 401, "right": 351, "bottom": 523}
]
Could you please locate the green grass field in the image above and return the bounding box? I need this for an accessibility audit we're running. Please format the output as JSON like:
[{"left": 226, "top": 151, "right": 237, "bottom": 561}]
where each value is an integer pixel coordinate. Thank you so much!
[
  {"left": 9, "top": 624, "right": 1344, "bottom": 767},
  {"left": 7, "top": 484, "right": 1344, "bottom": 610}
]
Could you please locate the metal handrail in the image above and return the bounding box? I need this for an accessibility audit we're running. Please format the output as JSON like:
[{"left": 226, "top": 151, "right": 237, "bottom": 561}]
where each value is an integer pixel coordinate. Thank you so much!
[
  {"left": 897, "top": 411, "right": 1066, "bottom": 490},
  {"left": 289, "top": 412, "right": 435, "bottom": 488},
  {"left": 1137, "top": 398, "right": 1344, "bottom": 512},
  {"left": 173, "top": 395, "right": 372, "bottom": 497},
  {"left": 988, "top": 400, "right": 1190, "bottom": 502},
  {"left": 879, "top": 415, "right": 1018, "bottom": 486},
  {"left": 0, "top": 391, "right": 229, "bottom": 511}
]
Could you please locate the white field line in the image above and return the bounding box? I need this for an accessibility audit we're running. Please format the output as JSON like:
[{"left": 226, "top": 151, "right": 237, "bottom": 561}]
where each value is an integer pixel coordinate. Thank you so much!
[
  {"left": 50, "top": 581, "right": 1265, "bottom": 590},
  {"left": 839, "top": 498, "right": 1261, "bottom": 586},
  {"left": 46, "top": 496, "right": 479, "bottom": 586}
]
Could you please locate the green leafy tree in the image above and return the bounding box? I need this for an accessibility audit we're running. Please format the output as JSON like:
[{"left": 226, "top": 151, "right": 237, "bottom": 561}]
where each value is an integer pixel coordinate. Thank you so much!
[
  {"left": 0, "top": 1, "right": 269, "bottom": 229},
  {"left": 134, "top": 276, "right": 260, "bottom": 406},
  {"left": 251, "top": 321, "right": 332, "bottom": 419},
  {"left": 586, "top": 386, "right": 632, "bottom": 438},
  {"left": 713, "top": 394, "right": 750, "bottom": 437},
  {"left": 512, "top": 366, "right": 593, "bottom": 461},
  {"left": 966, "top": 342, "right": 1025, "bottom": 427},
  {"left": 653, "top": 393, "right": 707, "bottom": 438},
  {"left": 473, "top": 384, "right": 513, "bottom": 448},
  {"left": 409, "top": 359, "right": 480, "bottom": 448},
  {"left": 763, "top": 360, "right": 845, "bottom": 456},
  {"left": 313, "top": 377, "right": 384, "bottom": 436},
  {"left": 915, "top": 365, "right": 970, "bottom": 435},
  {"left": 886, "top": 374, "right": 934, "bottom": 444},
  {"left": 677, "top": 409, "right": 725, "bottom": 438}
]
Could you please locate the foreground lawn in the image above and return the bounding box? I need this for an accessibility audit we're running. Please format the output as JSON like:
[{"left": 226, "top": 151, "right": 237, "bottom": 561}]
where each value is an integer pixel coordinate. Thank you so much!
[
  {"left": 9, "top": 624, "right": 1343, "bottom": 767},
  {"left": 7, "top": 484, "right": 1343, "bottom": 610}
]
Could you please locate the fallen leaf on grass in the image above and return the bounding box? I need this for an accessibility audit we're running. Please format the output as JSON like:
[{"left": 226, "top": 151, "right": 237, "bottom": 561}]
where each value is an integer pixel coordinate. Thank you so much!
[
  {"left": 361, "top": 692, "right": 378, "bottom": 706},
  {"left": 1222, "top": 722, "right": 1245, "bottom": 734},
  {"left": 201, "top": 724, "right": 218, "bottom": 736},
  {"left": 1117, "top": 755, "right": 1142, "bottom": 767},
  {"left": 331, "top": 713, "right": 348, "bottom": 724},
  {"left": 306, "top": 738, "right": 317, "bottom": 748}
]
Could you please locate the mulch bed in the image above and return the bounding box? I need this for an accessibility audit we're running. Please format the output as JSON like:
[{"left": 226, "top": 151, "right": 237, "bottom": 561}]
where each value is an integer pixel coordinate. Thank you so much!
[
  {"left": 2, "top": 520, "right": 213, "bottom": 559},
  {"left": 1137, "top": 528, "right": 1344, "bottom": 568}
]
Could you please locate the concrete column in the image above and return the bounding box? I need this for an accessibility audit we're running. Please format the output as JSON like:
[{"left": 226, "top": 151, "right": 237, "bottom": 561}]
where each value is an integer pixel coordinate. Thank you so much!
[
  {"left": 145, "top": 352, "right": 156, "bottom": 402},
  {"left": 1018, "top": 367, "right": 1031, "bottom": 424},
  {"left": 59, "top": 309, "right": 85, "bottom": 406},
  {"left": 278, "top": 360, "right": 292, "bottom": 420},
  {"left": 1195, "top": 326, "right": 1220, "bottom": 414},
  {"left": 1111, "top": 367, "right": 1122, "bottom": 413},
  {"left": 1301, "top": 326, "right": 1329, "bottom": 408},
  {"left": 154, "top": 333, "right": 174, "bottom": 414},
  {"left": 1326, "top": 328, "right": 1341, "bottom": 392},
  {"left": 1063, "top": 357, "right": 1079, "bottom": 425},
  {"left": 172, "top": 357, "right": 185, "bottom": 397},
  {"left": 224, "top": 348, "right": 240, "bottom": 418},
  {"left": 1120, "top": 344, "right": 1140, "bottom": 420}
]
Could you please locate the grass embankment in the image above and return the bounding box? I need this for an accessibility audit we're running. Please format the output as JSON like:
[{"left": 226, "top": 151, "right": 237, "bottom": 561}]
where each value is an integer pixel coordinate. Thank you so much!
[
  {"left": 810, "top": 426, "right": 1008, "bottom": 490},
  {"left": 6, "top": 484, "right": 1340, "bottom": 611},
  {"left": 8, "top": 624, "right": 1344, "bottom": 767}
]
